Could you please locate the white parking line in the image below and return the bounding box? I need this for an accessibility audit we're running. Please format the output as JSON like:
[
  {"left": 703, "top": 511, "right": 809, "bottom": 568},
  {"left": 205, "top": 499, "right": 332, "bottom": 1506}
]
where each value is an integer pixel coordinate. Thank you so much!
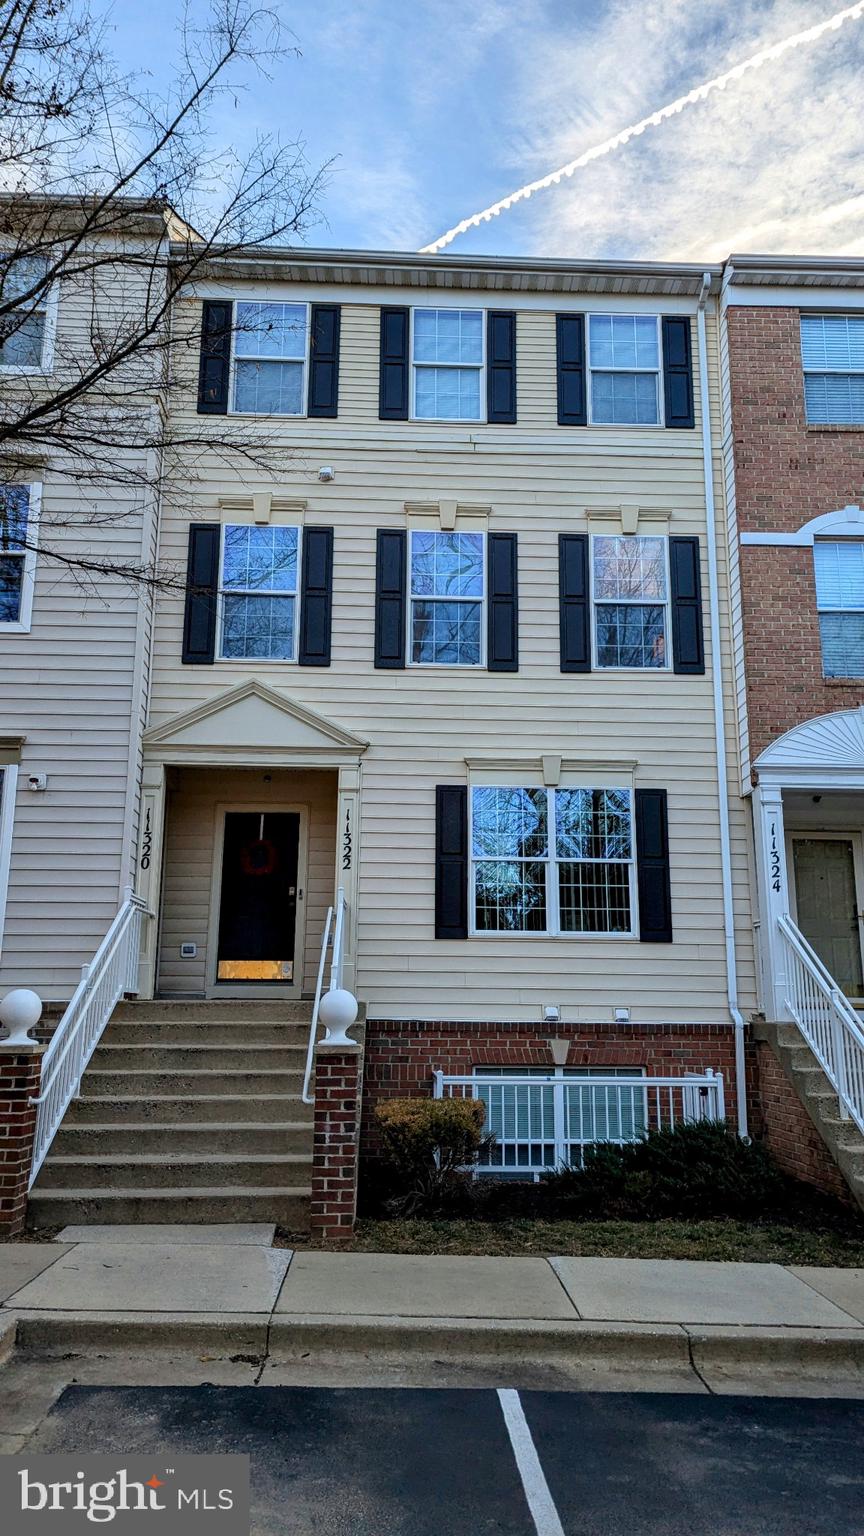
[{"left": 498, "top": 1388, "right": 566, "bottom": 1536}]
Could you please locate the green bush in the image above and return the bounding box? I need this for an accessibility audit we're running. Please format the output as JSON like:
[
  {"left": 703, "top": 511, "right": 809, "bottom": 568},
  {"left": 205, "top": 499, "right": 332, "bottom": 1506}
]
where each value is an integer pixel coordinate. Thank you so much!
[
  {"left": 374, "top": 1097, "right": 491, "bottom": 1217},
  {"left": 540, "top": 1121, "right": 785, "bottom": 1222}
]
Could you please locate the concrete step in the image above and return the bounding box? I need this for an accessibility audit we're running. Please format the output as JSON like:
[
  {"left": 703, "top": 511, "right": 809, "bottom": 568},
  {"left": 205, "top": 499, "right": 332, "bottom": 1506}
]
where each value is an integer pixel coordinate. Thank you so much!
[
  {"left": 51, "top": 1122, "right": 313, "bottom": 1156},
  {"left": 28, "top": 1187, "right": 311, "bottom": 1228},
  {"left": 78, "top": 1070, "right": 304, "bottom": 1097},
  {"left": 62, "top": 1094, "right": 312, "bottom": 1125},
  {"left": 103, "top": 1021, "right": 311, "bottom": 1046},
  {"left": 90, "top": 1044, "right": 306, "bottom": 1072},
  {"left": 113, "top": 1001, "right": 313, "bottom": 1022},
  {"left": 36, "top": 1152, "right": 310, "bottom": 1191}
]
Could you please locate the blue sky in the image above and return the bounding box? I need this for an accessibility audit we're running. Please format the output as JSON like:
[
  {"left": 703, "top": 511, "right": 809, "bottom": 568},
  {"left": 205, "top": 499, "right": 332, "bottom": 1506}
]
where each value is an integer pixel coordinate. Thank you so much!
[{"left": 109, "top": 0, "right": 864, "bottom": 259}]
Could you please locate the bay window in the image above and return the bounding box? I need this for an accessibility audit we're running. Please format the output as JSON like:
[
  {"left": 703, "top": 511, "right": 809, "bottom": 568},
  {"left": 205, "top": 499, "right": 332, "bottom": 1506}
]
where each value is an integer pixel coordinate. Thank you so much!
[{"left": 471, "top": 784, "right": 635, "bottom": 936}]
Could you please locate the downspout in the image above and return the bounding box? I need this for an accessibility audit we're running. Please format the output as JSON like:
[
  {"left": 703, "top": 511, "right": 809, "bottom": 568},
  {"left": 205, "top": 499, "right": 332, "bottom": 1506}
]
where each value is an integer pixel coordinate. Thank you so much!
[{"left": 697, "top": 273, "right": 749, "bottom": 1138}]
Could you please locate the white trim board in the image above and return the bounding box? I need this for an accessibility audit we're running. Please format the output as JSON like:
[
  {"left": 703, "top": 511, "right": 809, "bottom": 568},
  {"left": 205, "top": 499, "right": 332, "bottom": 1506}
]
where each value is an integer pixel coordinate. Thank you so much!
[
  {"left": 741, "top": 506, "right": 864, "bottom": 547},
  {"left": 0, "top": 764, "right": 18, "bottom": 960}
]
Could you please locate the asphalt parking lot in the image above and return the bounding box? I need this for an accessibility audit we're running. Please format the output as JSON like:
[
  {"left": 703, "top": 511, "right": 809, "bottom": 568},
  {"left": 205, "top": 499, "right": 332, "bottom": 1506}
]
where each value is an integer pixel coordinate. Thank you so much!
[{"left": 16, "top": 1384, "right": 864, "bottom": 1535}]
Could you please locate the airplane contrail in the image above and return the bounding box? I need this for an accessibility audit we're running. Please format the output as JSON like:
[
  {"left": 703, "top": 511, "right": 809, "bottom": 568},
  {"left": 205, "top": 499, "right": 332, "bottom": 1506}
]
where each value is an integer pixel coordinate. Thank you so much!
[{"left": 419, "top": 1, "right": 864, "bottom": 254}]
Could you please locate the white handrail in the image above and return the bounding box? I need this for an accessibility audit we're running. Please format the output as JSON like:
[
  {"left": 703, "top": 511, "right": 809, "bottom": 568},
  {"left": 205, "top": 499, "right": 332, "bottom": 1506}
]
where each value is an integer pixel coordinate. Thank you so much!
[
  {"left": 778, "top": 912, "right": 864, "bottom": 1135},
  {"left": 29, "top": 889, "right": 150, "bottom": 1186},
  {"left": 301, "top": 885, "right": 347, "bottom": 1105}
]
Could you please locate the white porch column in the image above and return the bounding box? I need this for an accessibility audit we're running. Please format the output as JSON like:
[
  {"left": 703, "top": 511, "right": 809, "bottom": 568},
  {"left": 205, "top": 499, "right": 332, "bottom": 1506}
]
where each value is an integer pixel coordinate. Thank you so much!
[
  {"left": 752, "top": 781, "right": 790, "bottom": 1020},
  {"left": 137, "top": 760, "right": 166, "bottom": 999},
  {"left": 337, "top": 764, "right": 361, "bottom": 994}
]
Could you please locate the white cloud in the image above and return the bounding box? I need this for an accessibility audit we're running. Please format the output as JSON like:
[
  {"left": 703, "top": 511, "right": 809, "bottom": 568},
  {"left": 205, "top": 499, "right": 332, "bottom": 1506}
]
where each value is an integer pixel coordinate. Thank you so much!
[{"left": 450, "top": 0, "right": 864, "bottom": 260}]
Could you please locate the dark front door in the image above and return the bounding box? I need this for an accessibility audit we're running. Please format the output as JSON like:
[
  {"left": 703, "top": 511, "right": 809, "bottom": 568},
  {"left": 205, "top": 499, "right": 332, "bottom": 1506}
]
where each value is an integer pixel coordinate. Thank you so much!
[{"left": 216, "top": 811, "right": 300, "bottom": 983}]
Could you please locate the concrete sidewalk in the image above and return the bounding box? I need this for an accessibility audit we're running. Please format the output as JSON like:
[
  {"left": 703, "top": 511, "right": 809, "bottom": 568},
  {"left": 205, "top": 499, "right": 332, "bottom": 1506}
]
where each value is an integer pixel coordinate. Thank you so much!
[{"left": 2, "top": 1237, "right": 864, "bottom": 1389}]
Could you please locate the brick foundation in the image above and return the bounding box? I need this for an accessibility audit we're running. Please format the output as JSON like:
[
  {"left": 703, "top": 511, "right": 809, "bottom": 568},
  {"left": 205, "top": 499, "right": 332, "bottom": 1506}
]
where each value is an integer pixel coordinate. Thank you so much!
[
  {"left": 0, "top": 1048, "right": 42, "bottom": 1237},
  {"left": 753, "top": 1040, "right": 851, "bottom": 1203},
  {"left": 360, "top": 1020, "right": 752, "bottom": 1162},
  {"left": 310, "top": 1041, "right": 364, "bottom": 1242}
]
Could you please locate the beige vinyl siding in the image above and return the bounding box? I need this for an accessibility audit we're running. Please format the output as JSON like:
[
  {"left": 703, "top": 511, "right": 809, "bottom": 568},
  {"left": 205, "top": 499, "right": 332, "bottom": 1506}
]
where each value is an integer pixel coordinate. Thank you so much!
[
  {"left": 149, "top": 290, "right": 755, "bottom": 1025},
  {"left": 157, "top": 767, "right": 337, "bottom": 995},
  {"left": 0, "top": 237, "right": 164, "bottom": 1000}
]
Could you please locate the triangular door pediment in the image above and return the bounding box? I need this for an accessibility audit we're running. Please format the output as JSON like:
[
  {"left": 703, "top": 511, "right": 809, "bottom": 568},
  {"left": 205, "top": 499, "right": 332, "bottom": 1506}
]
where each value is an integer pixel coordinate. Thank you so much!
[{"left": 143, "top": 680, "right": 368, "bottom": 757}]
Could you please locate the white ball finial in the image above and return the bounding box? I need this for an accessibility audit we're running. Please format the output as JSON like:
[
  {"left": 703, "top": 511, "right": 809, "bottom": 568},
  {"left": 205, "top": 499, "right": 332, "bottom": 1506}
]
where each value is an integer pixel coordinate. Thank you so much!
[
  {"left": 0, "top": 988, "right": 43, "bottom": 1047},
  {"left": 318, "top": 987, "right": 359, "bottom": 1046}
]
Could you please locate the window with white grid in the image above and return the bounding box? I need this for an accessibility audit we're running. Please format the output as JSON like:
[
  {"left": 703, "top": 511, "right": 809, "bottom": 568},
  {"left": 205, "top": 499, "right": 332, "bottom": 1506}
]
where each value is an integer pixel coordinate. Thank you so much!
[
  {"left": 801, "top": 315, "right": 864, "bottom": 425},
  {"left": 232, "top": 302, "right": 308, "bottom": 415},
  {"left": 470, "top": 785, "right": 635, "bottom": 936},
  {"left": 0, "top": 256, "right": 52, "bottom": 371},
  {"left": 219, "top": 524, "right": 299, "bottom": 661},
  {"left": 592, "top": 534, "right": 669, "bottom": 669},
  {"left": 409, "top": 530, "right": 484, "bottom": 665},
  {"left": 412, "top": 308, "right": 484, "bottom": 421},
  {"left": 814, "top": 539, "right": 864, "bottom": 677},
  {"left": 588, "top": 314, "right": 661, "bottom": 425},
  {"left": 0, "top": 484, "right": 37, "bottom": 630}
]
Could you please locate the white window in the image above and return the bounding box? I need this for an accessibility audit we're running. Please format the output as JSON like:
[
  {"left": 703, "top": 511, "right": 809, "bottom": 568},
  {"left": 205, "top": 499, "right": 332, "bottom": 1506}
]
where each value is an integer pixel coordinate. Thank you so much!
[
  {"left": 801, "top": 315, "right": 864, "bottom": 425},
  {"left": 588, "top": 315, "right": 661, "bottom": 425},
  {"left": 409, "top": 530, "right": 484, "bottom": 665},
  {"left": 219, "top": 524, "right": 299, "bottom": 661},
  {"left": 0, "top": 484, "right": 38, "bottom": 632},
  {"left": 470, "top": 785, "right": 635, "bottom": 936},
  {"left": 0, "top": 256, "right": 53, "bottom": 371},
  {"left": 0, "top": 763, "right": 17, "bottom": 959},
  {"left": 232, "top": 302, "right": 308, "bottom": 415},
  {"left": 412, "top": 308, "right": 484, "bottom": 421},
  {"left": 592, "top": 534, "right": 669, "bottom": 669},
  {"left": 814, "top": 540, "right": 864, "bottom": 677}
]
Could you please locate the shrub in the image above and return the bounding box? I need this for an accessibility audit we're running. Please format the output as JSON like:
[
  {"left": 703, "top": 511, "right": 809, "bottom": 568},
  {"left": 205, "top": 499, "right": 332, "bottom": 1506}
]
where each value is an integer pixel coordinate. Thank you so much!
[
  {"left": 374, "top": 1097, "right": 490, "bottom": 1217},
  {"left": 541, "top": 1121, "right": 785, "bottom": 1222}
]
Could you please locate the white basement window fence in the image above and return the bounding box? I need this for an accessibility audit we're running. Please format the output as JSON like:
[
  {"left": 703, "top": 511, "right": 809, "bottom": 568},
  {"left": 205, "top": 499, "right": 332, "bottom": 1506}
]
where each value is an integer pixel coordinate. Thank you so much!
[
  {"left": 593, "top": 534, "right": 669, "bottom": 669},
  {"left": 588, "top": 314, "right": 661, "bottom": 425},
  {"left": 814, "top": 539, "right": 864, "bottom": 677},
  {"left": 409, "top": 529, "right": 485, "bottom": 665},
  {"left": 470, "top": 785, "right": 635, "bottom": 936},
  {"left": 219, "top": 523, "right": 300, "bottom": 661},
  {"left": 232, "top": 301, "right": 308, "bottom": 414},
  {"left": 412, "top": 308, "right": 484, "bottom": 421},
  {"left": 801, "top": 315, "right": 864, "bottom": 425}
]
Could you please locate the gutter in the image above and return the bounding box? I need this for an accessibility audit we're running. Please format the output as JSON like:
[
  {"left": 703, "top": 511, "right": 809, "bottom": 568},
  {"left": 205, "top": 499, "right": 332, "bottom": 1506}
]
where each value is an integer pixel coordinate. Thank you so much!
[{"left": 697, "top": 272, "right": 749, "bottom": 1138}]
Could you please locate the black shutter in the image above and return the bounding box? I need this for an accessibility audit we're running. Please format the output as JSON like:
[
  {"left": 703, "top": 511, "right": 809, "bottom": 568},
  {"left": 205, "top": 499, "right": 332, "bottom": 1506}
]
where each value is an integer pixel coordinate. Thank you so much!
[
  {"left": 635, "top": 788, "right": 672, "bottom": 943},
  {"left": 556, "top": 314, "right": 586, "bottom": 426},
  {"left": 308, "top": 305, "right": 340, "bottom": 418},
  {"left": 197, "top": 301, "right": 232, "bottom": 415},
  {"left": 662, "top": 316, "right": 695, "bottom": 429},
  {"left": 379, "top": 306, "right": 409, "bottom": 420},
  {"left": 558, "top": 533, "right": 591, "bottom": 672},
  {"left": 487, "top": 311, "right": 517, "bottom": 423},
  {"left": 374, "top": 528, "right": 407, "bottom": 668},
  {"left": 435, "top": 785, "right": 469, "bottom": 939},
  {"left": 669, "top": 536, "right": 705, "bottom": 675},
  {"left": 182, "top": 523, "right": 220, "bottom": 664},
  {"left": 298, "top": 526, "right": 334, "bottom": 666},
  {"left": 487, "top": 532, "right": 518, "bottom": 672}
]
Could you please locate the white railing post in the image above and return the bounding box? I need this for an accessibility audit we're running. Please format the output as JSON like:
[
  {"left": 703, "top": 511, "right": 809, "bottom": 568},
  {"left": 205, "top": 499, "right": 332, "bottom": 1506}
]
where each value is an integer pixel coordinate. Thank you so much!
[
  {"left": 301, "top": 887, "right": 357, "bottom": 1105},
  {"left": 551, "top": 1067, "right": 566, "bottom": 1168}
]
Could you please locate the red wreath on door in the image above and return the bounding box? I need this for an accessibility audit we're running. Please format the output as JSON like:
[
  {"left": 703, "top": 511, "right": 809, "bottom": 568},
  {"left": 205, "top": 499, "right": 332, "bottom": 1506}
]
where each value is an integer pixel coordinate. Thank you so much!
[{"left": 239, "top": 838, "right": 279, "bottom": 877}]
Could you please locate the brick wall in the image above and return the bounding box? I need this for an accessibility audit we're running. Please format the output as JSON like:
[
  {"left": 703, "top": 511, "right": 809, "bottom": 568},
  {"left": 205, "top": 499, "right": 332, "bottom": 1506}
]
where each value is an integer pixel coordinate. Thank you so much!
[
  {"left": 310, "top": 1042, "right": 364, "bottom": 1242},
  {"left": 0, "top": 1049, "right": 42, "bottom": 1237},
  {"left": 360, "top": 1019, "right": 751, "bottom": 1161},
  {"left": 754, "top": 1040, "right": 851, "bottom": 1203},
  {"left": 727, "top": 304, "right": 864, "bottom": 761}
]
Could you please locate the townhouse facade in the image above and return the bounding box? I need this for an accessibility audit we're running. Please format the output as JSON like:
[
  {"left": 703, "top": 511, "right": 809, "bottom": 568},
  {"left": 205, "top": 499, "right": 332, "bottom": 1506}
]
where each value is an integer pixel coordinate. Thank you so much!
[
  {"left": 722, "top": 255, "right": 864, "bottom": 1199},
  {"left": 0, "top": 205, "right": 171, "bottom": 1005}
]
